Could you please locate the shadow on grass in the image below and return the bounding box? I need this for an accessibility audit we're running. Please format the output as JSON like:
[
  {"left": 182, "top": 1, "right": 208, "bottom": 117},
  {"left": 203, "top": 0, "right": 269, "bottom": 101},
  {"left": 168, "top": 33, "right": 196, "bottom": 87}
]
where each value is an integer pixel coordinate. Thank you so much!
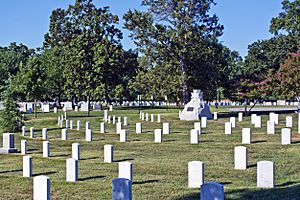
[
  {"left": 171, "top": 192, "right": 199, "bottom": 200},
  {"left": 0, "top": 169, "right": 22, "bottom": 174},
  {"left": 252, "top": 140, "right": 267, "bottom": 144},
  {"left": 114, "top": 158, "right": 134, "bottom": 162},
  {"left": 292, "top": 141, "right": 300, "bottom": 144},
  {"left": 80, "top": 156, "right": 99, "bottom": 160},
  {"left": 50, "top": 153, "right": 69, "bottom": 158},
  {"left": 225, "top": 183, "right": 300, "bottom": 200},
  {"left": 47, "top": 127, "right": 63, "bottom": 131},
  {"left": 78, "top": 175, "right": 105, "bottom": 181},
  {"left": 248, "top": 163, "right": 257, "bottom": 168},
  {"left": 133, "top": 179, "right": 159, "bottom": 185},
  {"left": 33, "top": 171, "right": 57, "bottom": 176}
]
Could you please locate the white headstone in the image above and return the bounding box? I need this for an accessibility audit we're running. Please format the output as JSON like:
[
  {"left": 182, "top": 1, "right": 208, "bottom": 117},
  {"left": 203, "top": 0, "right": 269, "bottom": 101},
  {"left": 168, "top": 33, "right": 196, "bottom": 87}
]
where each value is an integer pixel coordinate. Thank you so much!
[
  {"left": 234, "top": 146, "right": 247, "bottom": 170},
  {"left": 108, "top": 116, "right": 111, "bottom": 124},
  {"left": 238, "top": 112, "right": 243, "bottom": 122},
  {"left": 254, "top": 116, "right": 261, "bottom": 128},
  {"left": 145, "top": 113, "right": 149, "bottom": 121},
  {"left": 118, "top": 116, "right": 121, "bottom": 123},
  {"left": 104, "top": 144, "right": 113, "bottom": 163},
  {"left": 190, "top": 129, "right": 199, "bottom": 144},
  {"left": 21, "top": 140, "right": 27, "bottom": 155},
  {"left": 0, "top": 133, "right": 17, "bottom": 153},
  {"left": 251, "top": 114, "right": 257, "bottom": 124},
  {"left": 112, "top": 116, "right": 116, "bottom": 124},
  {"left": 42, "top": 128, "right": 47, "bottom": 140},
  {"left": 201, "top": 117, "right": 207, "bottom": 128},
  {"left": 33, "top": 176, "right": 50, "bottom": 200},
  {"left": 267, "top": 120, "right": 275, "bottom": 134},
  {"left": 61, "top": 129, "right": 68, "bottom": 140},
  {"left": 281, "top": 128, "right": 291, "bottom": 145},
  {"left": 257, "top": 161, "right": 274, "bottom": 188},
  {"left": 213, "top": 112, "right": 218, "bottom": 120},
  {"left": 269, "top": 113, "right": 278, "bottom": 125},
  {"left": 163, "top": 123, "right": 170, "bottom": 134},
  {"left": 120, "top": 129, "right": 127, "bottom": 142},
  {"left": 242, "top": 128, "right": 251, "bottom": 144},
  {"left": 230, "top": 117, "right": 236, "bottom": 128},
  {"left": 54, "top": 107, "right": 57, "bottom": 113},
  {"left": 225, "top": 122, "right": 232, "bottom": 135},
  {"left": 70, "top": 120, "right": 73, "bottom": 129},
  {"left": 104, "top": 110, "right": 108, "bottom": 122},
  {"left": 100, "top": 122, "right": 105, "bottom": 133},
  {"left": 154, "top": 129, "right": 162, "bottom": 143},
  {"left": 286, "top": 116, "right": 293, "bottom": 127},
  {"left": 141, "top": 113, "right": 145, "bottom": 121},
  {"left": 157, "top": 114, "right": 161, "bottom": 123},
  {"left": 72, "top": 143, "right": 80, "bottom": 160},
  {"left": 194, "top": 122, "right": 201, "bottom": 134},
  {"left": 116, "top": 122, "right": 122, "bottom": 134},
  {"left": 85, "top": 121, "right": 90, "bottom": 130},
  {"left": 151, "top": 114, "right": 154, "bottom": 122},
  {"left": 136, "top": 123, "right": 142, "bottom": 134},
  {"left": 66, "top": 158, "right": 78, "bottom": 182},
  {"left": 85, "top": 129, "right": 92, "bottom": 142},
  {"left": 75, "top": 105, "right": 78, "bottom": 112},
  {"left": 22, "top": 126, "right": 26, "bottom": 136},
  {"left": 30, "top": 127, "right": 34, "bottom": 139},
  {"left": 43, "top": 141, "right": 50, "bottom": 158},
  {"left": 118, "top": 162, "right": 132, "bottom": 181},
  {"left": 109, "top": 105, "right": 113, "bottom": 111},
  {"left": 77, "top": 120, "right": 81, "bottom": 131},
  {"left": 23, "top": 156, "right": 32, "bottom": 177},
  {"left": 124, "top": 117, "right": 128, "bottom": 126},
  {"left": 188, "top": 161, "right": 204, "bottom": 188}
]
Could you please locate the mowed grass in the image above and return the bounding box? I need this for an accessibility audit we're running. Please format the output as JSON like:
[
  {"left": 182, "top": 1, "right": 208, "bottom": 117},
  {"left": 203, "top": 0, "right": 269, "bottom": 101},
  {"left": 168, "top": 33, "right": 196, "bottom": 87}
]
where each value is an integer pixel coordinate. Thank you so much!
[{"left": 1, "top": 107, "right": 300, "bottom": 199}]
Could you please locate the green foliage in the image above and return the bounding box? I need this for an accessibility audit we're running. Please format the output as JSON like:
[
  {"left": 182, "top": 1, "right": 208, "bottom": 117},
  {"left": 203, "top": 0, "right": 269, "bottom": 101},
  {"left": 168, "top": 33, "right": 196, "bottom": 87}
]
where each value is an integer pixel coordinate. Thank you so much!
[
  {"left": 124, "top": 0, "right": 225, "bottom": 102},
  {"left": 270, "top": 0, "right": 300, "bottom": 36},
  {"left": 0, "top": 83, "right": 23, "bottom": 132}
]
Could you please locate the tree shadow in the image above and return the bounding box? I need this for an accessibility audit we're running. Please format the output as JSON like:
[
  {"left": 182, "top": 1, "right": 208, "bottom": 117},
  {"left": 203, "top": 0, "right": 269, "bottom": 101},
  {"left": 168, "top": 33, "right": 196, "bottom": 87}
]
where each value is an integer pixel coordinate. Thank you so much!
[
  {"left": 133, "top": 179, "right": 159, "bottom": 185},
  {"left": 0, "top": 169, "right": 22, "bottom": 174},
  {"left": 33, "top": 171, "right": 57, "bottom": 176},
  {"left": 78, "top": 175, "right": 105, "bottom": 181}
]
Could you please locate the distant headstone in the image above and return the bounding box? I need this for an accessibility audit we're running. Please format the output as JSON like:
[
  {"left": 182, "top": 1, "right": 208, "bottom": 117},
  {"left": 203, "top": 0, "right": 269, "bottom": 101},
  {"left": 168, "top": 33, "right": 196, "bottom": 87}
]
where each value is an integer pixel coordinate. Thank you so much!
[
  {"left": 254, "top": 116, "right": 262, "bottom": 128},
  {"left": 104, "top": 144, "right": 114, "bottom": 163},
  {"left": 251, "top": 114, "right": 257, "bottom": 124},
  {"left": 157, "top": 114, "right": 161, "bottom": 123},
  {"left": 238, "top": 112, "right": 243, "bottom": 122},
  {"left": 145, "top": 113, "right": 149, "bottom": 121},
  {"left": 151, "top": 114, "right": 154, "bottom": 122},
  {"left": 70, "top": 120, "right": 73, "bottom": 129},
  {"left": 43, "top": 141, "right": 50, "bottom": 158},
  {"left": 190, "top": 129, "right": 199, "bottom": 144},
  {"left": 23, "top": 156, "right": 32, "bottom": 177},
  {"left": 154, "top": 129, "right": 162, "bottom": 143},
  {"left": 120, "top": 130, "right": 127, "bottom": 142},
  {"left": 141, "top": 113, "right": 145, "bottom": 121},
  {"left": 21, "top": 140, "right": 27, "bottom": 155},
  {"left": 242, "top": 128, "right": 251, "bottom": 144},
  {"left": 85, "top": 129, "right": 92, "bottom": 142},
  {"left": 119, "top": 162, "right": 132, "bottom": 181},
  {"left": 194, "top": 122, "right": 201, "bottom": 134},
  {"left": 77, "top": 120, "right": 81, "bottom": 131},
  {"left": 213, "top": 112, "right": 218, "bottom": 120},
  {"left": 201, "top": 117, "right": 207, "bottom": 128},
  {"left": 86, "top": 121, "right": 90, "bottom": 130},
  {"left": 0, "top": 133, "right": 17, "bottom": 154},
  {"left": 286, "top": 116, "right": 293, "bottom": 127},
  {"left": 136, "top": 123, "right": 142, "bottom": 134},
  {"left": 257, "top": 161, "right": 274, "bottom": 188},
  {"left": 112, "top": 178, "right": 132, "bottom": 200},
  {"left": 225, "top": 122, "right": 232, "bottom": 135},
  {"left": 66, "top": 158, "right": 78, "bottom": 182},
  {"left": 42, "top": 128, "right": 47, "bottom": 140},
  {"left": 188, "top": 161, "right": 204, "bottom": 188},
  {"left": 200, "top": 182, "right": 224, "bottom": 200},
  {"left": 100, "top": 122, "right": 106, "bottom": 133},
  {"left": 113, "top": 116, "right": 116, "bottom": 124},
  {"left": 163, "top": 123, "right": 170, "bottom": 134},
  {"left": 61, "top": 129, "right": 68, "bottom": 140},
  {"left": 33, "top": 176, "right": 50, "bottom": 200},
  {"left": 234, "top": 146, "right": 247, "bottom": 170},
  {"left": 116, "top": 122, "right": 122, "bottom": 134},
  {"left": 124, "top": 117, "right": 128, "bottom": 126},
  {"left": 72, "top": 143, "right": 80, "bottom": 160},
  {"left": 267, "top": 120, "right": 275, "bottom": 134},
  {"left": 30, "top": 127, "right": 34, "bottom": 139},
  {"left": 230, "top": 117, "right": 236, "bottom": 128},
  {"left": 281, "top": 128, "right": 291, "bottom": 145},
  {"left": 22, "top": 126, "right": 26, "bottom": 136}
]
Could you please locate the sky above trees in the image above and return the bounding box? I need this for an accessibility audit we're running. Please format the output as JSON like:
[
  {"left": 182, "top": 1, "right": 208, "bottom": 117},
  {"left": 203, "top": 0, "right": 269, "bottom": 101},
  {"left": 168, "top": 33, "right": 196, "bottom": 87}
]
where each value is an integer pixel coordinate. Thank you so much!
[{"left": 0, "top": 0, "right": 282, "bottom": 57}]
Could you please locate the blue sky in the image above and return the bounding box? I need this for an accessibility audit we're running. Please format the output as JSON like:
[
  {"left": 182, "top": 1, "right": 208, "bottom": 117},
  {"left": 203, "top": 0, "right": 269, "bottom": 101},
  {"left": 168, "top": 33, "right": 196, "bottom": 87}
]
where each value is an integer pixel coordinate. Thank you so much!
[{"left": 0, "top": 0, "right": 282, "bottom": 57}]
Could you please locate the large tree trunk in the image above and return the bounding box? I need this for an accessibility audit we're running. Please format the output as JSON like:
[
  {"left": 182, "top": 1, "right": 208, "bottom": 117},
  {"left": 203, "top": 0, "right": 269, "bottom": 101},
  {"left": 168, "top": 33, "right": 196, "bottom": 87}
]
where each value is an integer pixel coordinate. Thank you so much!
[{"left": 180, "top": 56, "right": 189, "bottom": 104}]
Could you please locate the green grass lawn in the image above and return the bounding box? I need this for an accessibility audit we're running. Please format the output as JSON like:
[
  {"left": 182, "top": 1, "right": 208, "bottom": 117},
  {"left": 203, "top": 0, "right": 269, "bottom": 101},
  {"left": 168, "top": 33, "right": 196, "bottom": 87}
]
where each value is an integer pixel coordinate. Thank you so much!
[{"left": 1, "top": 107, "right": 300, "bottom": 199}]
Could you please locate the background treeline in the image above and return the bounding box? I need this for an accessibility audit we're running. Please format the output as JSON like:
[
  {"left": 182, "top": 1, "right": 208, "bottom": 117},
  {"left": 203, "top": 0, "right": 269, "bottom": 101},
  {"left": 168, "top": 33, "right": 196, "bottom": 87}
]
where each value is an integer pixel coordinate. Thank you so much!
[{"left": 0, "top": 0, "right": 299, "bottom": 106}]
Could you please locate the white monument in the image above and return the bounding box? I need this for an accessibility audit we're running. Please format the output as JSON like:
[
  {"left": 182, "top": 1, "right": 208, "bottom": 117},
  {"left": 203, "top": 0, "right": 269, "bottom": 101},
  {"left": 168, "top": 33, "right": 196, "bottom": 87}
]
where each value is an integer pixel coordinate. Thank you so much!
[{"left": 179, "top": 90, "right": 212, "bottom": 121}]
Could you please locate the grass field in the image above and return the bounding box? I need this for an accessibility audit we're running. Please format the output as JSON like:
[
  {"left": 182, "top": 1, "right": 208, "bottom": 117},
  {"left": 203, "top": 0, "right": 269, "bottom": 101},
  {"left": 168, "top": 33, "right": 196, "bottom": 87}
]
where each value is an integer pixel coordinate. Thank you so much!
[{"left": 1, "top": 107, "right": 300, "bottom": 199}]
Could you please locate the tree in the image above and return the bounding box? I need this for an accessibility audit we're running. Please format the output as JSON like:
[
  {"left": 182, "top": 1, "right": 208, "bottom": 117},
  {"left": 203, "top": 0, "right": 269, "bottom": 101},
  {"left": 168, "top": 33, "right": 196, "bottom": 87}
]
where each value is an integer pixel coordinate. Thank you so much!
[
  {"left": 124, "top": 0, "right": 224, "bottom": 103},
  {"left": 270, "top": 0, "right": 300, "bottom": 36},
  {"left": 44, "top": 0, "right": 127, "bottom": 115},
  {"left": 0, "top": 81, "right": 23, "bottom": 132}
]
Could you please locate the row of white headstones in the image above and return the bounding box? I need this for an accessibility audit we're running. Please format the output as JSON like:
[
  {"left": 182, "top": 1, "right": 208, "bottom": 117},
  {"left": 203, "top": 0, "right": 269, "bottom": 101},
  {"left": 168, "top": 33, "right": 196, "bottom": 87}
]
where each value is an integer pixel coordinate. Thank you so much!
[{"left": 2, "top": 111, "right": 299, "bottom": 199}]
